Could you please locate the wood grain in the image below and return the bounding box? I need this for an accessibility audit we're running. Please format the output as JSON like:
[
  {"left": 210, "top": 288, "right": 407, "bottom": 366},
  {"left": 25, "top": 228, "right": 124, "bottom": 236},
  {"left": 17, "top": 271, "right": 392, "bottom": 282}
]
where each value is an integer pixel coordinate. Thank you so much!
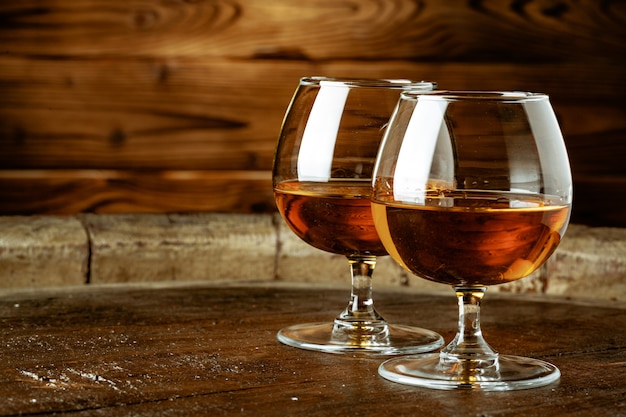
[
  {"left": 0, "top": 0, "right": 622, "bottom": 60},
  {"left": 0, "top": 283, "right": 624, "bottom": 416},
  {"left": 0, "top": 0, "right": 624, "bottom": 225},
  {"left": 0, "top": 170, "right": 274, "bottom": 214},
  {"left": 0, "top": 58, "right": 623, "bottom": 170}
]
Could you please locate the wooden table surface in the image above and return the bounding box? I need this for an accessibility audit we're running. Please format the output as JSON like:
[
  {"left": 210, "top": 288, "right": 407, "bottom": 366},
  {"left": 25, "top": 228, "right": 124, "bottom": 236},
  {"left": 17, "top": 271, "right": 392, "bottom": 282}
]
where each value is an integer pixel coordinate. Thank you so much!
[{"left": 1, "top": 282, "right": 624, "bottom": 416}]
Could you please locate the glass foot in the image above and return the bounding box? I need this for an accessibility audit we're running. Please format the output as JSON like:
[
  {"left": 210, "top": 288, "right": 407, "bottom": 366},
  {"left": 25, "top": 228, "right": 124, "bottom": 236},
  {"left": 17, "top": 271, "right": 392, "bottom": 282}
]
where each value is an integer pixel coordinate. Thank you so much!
[
  {"left": 277, "top": 322, "right": 443, "bottom": 356},
  {"left": 379, "top": 353, "right": 560, "bottom": 390}
]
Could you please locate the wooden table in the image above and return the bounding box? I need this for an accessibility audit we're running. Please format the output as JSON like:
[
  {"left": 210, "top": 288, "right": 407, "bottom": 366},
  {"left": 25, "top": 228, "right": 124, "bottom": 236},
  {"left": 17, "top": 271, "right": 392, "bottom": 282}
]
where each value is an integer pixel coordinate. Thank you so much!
[{"left": 1, "top": 282, "right": 624, "bottom": 416}]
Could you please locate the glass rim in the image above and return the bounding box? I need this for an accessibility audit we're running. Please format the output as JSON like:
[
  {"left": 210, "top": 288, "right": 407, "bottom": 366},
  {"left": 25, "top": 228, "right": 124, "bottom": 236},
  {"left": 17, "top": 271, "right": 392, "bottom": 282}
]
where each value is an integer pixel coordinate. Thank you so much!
[
  {"left": 300, "top": 76, "right": 436, "bottom": 89},
  {"left": 400, "top": 90, "right": 548, "bottom": 101}
]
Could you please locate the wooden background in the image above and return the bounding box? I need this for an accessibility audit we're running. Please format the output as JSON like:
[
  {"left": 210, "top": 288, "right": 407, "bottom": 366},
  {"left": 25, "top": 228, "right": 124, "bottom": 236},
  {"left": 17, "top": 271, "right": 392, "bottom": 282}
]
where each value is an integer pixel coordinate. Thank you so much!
[{"left": 0, "top": 0, "right": 624, "bottom": 226}]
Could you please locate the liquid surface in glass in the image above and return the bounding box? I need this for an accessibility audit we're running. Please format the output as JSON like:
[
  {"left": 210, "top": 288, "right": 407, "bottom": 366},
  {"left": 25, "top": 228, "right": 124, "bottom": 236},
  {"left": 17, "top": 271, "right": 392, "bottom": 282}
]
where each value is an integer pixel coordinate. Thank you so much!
[
  {"left": 372, "top": 190, "right": 570, "bottom": 286},
  {"left": 275, "top": 180, "right": 387, "bottom": 256}
]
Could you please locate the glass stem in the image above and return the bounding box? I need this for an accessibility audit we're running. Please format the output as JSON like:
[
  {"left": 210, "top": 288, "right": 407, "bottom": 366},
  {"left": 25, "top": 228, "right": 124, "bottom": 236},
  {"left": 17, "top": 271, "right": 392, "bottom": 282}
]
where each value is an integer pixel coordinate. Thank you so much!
[
  {"left": 439, "top": 286, "right": 499, "bottom": 375},
  {"left": 330, "top": 255, "right": 389, "bottom": 345},
  {"left": 336, "top": 255, "right": 385, "bottom": 324}
]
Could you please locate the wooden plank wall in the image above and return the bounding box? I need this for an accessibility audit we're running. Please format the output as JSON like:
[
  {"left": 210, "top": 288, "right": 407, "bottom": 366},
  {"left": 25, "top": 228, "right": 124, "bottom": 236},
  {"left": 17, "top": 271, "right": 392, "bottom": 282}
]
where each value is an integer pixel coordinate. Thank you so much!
[{"left": 0, "top": 0, "right": 624, "bottom": 226}]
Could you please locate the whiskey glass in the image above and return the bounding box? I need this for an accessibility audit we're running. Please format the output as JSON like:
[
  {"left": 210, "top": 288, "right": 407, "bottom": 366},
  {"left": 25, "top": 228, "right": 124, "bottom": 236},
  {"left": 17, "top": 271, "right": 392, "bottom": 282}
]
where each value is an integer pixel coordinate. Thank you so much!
[
  {"left": 273, "top": 77, "right": 444, "bottom": 355},
  {"left": 372, "top": 91, "right": 572, "bottom": 388}
]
